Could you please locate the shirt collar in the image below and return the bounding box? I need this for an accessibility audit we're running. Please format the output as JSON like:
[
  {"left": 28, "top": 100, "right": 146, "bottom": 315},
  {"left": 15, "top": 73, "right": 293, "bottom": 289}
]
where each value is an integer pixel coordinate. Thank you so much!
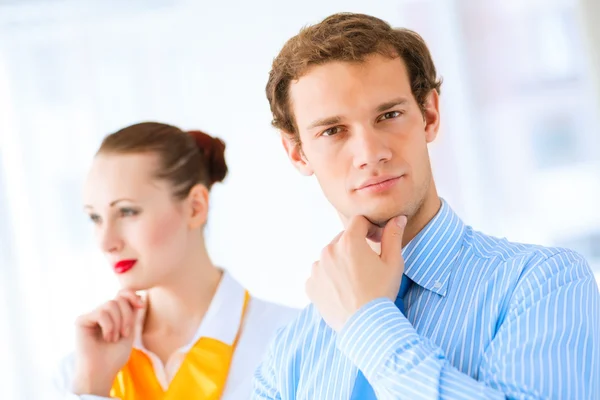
[
  {"left": 133, "top": 270, "right": 247, "bottom": 351},
  {"left": 402, "top": 198, "right": 466, "bottom": 297}
]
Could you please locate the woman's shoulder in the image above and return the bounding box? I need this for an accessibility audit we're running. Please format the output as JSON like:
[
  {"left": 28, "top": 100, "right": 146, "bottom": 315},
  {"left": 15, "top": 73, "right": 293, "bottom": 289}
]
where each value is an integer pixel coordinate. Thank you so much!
[
  {"left": 246, "top": 295, "right": 300, "bottom": 329},
  {"left": 223, "top": 271, "right": 299, "bottom": 331}
]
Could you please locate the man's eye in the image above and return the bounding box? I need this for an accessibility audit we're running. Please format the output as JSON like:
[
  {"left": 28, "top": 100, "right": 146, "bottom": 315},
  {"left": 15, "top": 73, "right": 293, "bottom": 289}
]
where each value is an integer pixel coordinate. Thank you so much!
[
  {"left": 322, "top": 126, "right": 342, "bottom": 137},
  {"left": 379, "top": 111, "right": 402, "bottom": 121}
]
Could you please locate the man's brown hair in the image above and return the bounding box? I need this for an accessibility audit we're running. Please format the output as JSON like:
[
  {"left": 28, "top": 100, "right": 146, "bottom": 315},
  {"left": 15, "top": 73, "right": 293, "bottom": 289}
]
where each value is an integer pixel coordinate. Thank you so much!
[{"left": 266, "top": 13, "right": 442, "bottom": 144}]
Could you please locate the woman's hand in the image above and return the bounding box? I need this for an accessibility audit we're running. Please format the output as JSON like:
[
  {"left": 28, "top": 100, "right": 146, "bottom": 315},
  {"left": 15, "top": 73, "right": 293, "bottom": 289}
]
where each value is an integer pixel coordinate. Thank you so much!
[{"left": 71, "top": 289, "right": 144, "bottom": 396}]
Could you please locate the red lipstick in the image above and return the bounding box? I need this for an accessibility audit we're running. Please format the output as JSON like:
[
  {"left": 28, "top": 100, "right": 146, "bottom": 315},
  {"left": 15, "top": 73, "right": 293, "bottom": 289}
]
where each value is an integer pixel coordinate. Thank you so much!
[{"left": 114, "top": 259, "right": 137, "bottom": 274}]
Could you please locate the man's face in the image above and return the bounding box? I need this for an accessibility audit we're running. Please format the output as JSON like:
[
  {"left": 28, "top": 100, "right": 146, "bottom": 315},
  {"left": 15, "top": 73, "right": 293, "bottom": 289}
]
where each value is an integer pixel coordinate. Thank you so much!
[{"left": 284, "top": 54, "right": 440, "bottom": 227}]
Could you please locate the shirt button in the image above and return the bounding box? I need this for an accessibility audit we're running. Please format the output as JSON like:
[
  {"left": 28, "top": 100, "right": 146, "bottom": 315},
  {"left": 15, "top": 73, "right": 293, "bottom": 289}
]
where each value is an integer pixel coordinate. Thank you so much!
[{"left": 433, "top": 281, "right": 442, "bottom": 289}]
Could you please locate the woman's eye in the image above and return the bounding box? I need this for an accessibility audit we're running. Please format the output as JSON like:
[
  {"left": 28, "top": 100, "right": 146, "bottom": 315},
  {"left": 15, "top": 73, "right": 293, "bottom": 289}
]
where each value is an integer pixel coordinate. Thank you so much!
[{"left": 119, "top": 208, "right": 139, "bottom": 217}]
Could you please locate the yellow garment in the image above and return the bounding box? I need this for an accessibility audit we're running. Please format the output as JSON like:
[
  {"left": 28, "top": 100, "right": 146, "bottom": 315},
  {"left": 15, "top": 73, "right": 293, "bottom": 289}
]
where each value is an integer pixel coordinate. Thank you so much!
[{"left": 110, "top": 291, "right": 250, "bottom": 400}]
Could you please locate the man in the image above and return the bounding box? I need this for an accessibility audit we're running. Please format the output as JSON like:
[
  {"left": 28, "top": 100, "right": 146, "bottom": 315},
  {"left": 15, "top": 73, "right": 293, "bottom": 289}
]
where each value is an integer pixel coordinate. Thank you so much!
[{"left": 252, "top": 12, "right": 599, "bottom": 400}]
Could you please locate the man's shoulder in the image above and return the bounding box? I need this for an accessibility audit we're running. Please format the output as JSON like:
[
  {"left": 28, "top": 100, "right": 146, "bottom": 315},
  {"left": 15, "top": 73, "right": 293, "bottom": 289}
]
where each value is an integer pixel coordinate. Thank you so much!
[
  {"left": 464, "top": 227, "right": 592, "bottom": 280},
  {"left": 267, "top": 303, "right": 330, "bottom": 359}
]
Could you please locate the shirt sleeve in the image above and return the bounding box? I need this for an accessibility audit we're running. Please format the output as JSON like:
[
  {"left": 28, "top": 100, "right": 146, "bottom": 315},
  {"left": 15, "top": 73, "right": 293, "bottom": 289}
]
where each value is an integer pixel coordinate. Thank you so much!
[
  {"left": 252, "top": 328, "right": 283, "bottom": 400},
  {"left": 336, "top": 251, "right": 600, "bottom": 399},
  {"left": 52, "top": 353, "right": 119, "bottom": 400}
]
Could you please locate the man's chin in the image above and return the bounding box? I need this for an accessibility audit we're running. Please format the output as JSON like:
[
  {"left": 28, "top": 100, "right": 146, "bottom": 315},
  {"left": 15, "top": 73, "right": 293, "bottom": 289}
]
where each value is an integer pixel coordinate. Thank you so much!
[
  {"left": 365, "top": 216, "right": 391, "bottom": 228},
  {"left": 363, "top": 210, "right": 407, "bottom": 242},
  {"left": 363, "top": 216, "right": 393, "bottom": 243},
  {"left": 362, "top": 201, "right": 414, "bottom": 228}
]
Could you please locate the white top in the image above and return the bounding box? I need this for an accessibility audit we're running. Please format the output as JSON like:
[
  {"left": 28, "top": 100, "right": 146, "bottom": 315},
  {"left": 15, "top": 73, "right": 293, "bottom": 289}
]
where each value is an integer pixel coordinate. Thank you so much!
[{"left": 52, "top": 271, "right": 298, "bottom": 399}]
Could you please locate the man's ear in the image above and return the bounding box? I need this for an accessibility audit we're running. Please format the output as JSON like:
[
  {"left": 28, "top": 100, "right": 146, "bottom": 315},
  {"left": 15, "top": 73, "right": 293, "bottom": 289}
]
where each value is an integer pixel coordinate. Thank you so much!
[
  {"left": 281, "top": 132, "right": 313, "bottom": 176},
  {"left": 423, "top": 89, "right": 440, "bottom": 143}
]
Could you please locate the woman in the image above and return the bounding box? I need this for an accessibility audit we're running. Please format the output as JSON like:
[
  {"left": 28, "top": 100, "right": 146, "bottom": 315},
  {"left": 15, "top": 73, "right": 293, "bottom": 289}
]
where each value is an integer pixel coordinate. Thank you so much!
[{"left": 54, "top": 122, "right": 297, "bottom": 399}]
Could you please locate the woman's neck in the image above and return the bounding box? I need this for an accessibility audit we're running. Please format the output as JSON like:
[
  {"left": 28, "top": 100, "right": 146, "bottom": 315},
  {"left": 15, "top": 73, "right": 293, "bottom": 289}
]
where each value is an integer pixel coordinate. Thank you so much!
[{"left": 142, "top": 247, "right": 223, "bottom": 337}]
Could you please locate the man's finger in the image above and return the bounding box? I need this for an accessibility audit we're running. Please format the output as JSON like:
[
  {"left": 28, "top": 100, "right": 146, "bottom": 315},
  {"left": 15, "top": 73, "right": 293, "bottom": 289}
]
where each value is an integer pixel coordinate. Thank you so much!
[
  {"left": 380, "top": 215, "right": 407, "bottom": 266},
  {"left": 329, "top": 231, "right": 344, "bottom": 245},
  {"left": 344, "top": 215, "right": 373, "bottom": 242},
  {"left": 305, "top": 262, "right": 319, "bottom": 301}
]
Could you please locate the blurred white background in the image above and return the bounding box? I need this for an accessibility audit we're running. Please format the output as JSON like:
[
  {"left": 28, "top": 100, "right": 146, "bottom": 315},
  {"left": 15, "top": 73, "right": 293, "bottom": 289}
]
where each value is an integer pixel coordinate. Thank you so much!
[{"left": 0, "top": 0, "right": 599, "bottom": 398}]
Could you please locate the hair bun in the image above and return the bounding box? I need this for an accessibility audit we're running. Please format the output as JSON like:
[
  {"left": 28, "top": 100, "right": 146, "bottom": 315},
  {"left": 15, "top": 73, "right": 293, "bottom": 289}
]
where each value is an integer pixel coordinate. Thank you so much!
[{"left": 187, "top": 130, "right": 228, "bottom": 186}]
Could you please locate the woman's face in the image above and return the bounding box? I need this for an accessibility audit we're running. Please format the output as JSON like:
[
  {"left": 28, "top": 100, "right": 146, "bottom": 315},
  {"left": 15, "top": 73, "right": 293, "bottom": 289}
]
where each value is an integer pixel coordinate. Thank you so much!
[{"left": 83, "top": 152, "right": 199, "bottom": 291}]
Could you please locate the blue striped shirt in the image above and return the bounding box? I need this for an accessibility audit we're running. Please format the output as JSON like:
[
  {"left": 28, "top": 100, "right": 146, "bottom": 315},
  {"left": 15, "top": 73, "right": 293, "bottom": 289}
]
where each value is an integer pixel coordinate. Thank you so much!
[{"left": 253, "top": 199, "right": 600, "bottom": 399}]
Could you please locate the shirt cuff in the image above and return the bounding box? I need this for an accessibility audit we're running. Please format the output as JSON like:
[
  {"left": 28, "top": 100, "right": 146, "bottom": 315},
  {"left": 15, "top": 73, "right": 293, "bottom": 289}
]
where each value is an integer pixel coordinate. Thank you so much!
[{"left": 336, "top": 298, "right": 418, "bottom": 382}]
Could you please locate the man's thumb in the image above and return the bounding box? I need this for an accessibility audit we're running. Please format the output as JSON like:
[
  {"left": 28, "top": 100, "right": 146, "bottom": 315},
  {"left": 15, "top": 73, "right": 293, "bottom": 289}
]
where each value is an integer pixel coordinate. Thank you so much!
[{"left": 380, "top": 215, "right": 407, "bottom": 265}]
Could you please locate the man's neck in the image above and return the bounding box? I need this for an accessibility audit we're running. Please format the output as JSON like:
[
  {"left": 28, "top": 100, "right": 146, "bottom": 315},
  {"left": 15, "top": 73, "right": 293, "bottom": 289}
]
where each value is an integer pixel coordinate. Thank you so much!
[{"left": 402, "top": 191, "right": 442, "bottom": 248}]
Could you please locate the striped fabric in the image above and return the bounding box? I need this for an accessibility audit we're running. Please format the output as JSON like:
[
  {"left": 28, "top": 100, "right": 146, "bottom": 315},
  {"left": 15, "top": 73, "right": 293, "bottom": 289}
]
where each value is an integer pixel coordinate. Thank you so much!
[{"left": 253, "top": 199, "right": 600, "bottom": 399}]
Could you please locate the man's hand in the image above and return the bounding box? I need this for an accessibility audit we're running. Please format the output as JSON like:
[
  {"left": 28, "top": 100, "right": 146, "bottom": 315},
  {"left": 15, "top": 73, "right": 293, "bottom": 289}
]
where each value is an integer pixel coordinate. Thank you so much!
[{"left": 306, "top": 215, "right": 407, "bottom": 332}]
